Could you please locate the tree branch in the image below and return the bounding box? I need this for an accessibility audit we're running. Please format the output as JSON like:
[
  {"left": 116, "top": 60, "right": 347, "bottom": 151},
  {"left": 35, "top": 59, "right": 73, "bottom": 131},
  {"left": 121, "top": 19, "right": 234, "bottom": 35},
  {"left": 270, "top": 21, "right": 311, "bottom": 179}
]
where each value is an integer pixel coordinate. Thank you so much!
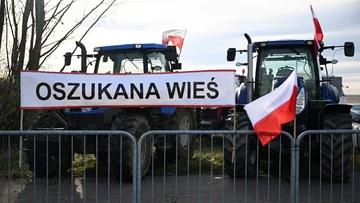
[
  {"left": 29, "top": 2, "right": 34, "bottom": 51},
  {"left": 5, "top": 15, "right": 11, "bottom": 78},
  {"left": 10, "top": 0, "right": 19, "bottom": 73},
  {"left": 5, "top": 0, "right": 15, "bottom": 44},
  {"left": 41, "top": 1, "right": 74, "bottom": 47},
  {"left": 55, "top": 0, "right": 119, "bottom": 71},
  {"left": 39, "top": 0, "right": 106, "bottom": 62},
  {"left": 41, "top": 3, "right": 71, "bottom": 35},
  {"left": 42, "top": 0, "right": 63, "bottom": 32}
]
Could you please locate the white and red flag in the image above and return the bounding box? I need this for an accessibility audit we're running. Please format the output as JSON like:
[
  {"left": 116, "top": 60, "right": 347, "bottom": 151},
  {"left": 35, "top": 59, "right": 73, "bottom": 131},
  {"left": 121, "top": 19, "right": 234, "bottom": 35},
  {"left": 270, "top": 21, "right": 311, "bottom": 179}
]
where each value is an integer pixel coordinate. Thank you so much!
[
  {"left": 244, "top": 64, "right": 298, "bottom": 146},
  {"left": 310, "top": 5, "right": 324, "bottom": 56},
  {"left": 162, "top": 29, "right": 187, "bottom": 51}
]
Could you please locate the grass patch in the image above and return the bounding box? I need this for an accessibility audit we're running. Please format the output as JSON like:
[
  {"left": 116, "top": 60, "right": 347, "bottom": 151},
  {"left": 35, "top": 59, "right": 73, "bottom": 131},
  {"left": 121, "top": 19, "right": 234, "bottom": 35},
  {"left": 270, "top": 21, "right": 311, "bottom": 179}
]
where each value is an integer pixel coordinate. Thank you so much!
[
  {"left": 72, "top": 153, "right": 102, "bottom": 177},
  {"left": 154, "top": 146, "right": 224, "bottom": 176},
  {"left": 0, "top": 149, "right": 33, "bottom": 180}
]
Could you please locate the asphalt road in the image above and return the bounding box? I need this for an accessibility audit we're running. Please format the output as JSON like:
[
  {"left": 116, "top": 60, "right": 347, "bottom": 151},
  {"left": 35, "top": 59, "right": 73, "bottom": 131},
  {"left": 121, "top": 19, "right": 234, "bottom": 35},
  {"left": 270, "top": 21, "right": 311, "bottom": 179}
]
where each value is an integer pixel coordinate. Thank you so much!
[{"left": 1, "top": 173, "right": 359, "bottom": 203}]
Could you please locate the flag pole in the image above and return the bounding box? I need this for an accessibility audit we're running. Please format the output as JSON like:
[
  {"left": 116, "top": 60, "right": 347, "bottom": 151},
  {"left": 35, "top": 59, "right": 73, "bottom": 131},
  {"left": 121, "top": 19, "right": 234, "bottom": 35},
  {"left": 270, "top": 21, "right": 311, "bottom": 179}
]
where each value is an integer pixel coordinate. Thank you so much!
[
  {"left": 19, "top": 110, "right": 24, "bottom": 169},
  {"left": 177, "top": 29, "right": 187, "bottom": 61},
  {"left": 293, "top": 117, "right": 297, "bottom": 140},
  {"left": 294, "top": 61, "right": 298, "bottom": 140}
]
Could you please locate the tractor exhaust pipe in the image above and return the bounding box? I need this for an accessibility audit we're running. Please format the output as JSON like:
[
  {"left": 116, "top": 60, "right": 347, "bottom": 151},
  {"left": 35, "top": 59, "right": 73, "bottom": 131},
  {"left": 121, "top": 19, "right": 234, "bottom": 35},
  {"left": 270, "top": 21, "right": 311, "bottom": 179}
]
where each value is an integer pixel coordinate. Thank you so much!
[
  {"left": 244, "top": 33, "right": 253, "bottom": 103},
  {"left": 76, "top": 41, "right": 87, "bottom": 73}
]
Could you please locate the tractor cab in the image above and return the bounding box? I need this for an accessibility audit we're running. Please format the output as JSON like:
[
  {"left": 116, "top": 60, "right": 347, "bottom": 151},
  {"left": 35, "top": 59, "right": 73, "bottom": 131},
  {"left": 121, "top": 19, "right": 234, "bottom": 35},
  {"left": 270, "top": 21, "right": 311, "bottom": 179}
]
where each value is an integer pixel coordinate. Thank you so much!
[
  {"left": 252, "top": 40, "right": 319, "bottom": 106},
  {"left": 92, "top": 43, "right": 181, "bottom": 74},
  {"left": 64, "top": 43, "right": 181, "bottom": 74}
]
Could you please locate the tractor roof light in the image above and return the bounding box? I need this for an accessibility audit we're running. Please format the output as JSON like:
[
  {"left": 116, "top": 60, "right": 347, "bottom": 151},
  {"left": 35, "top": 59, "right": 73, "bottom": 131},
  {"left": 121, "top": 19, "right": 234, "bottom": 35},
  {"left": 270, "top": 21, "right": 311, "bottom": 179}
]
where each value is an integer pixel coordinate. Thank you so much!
[
  {"left": 135, "top": 44, "right": 142, "bottom": 48},
  {"left": 260, "top": 43, "right": 266, "bottom": 47},
  {"left": 307, "top": 41, "right": 313, "bottom": 45},
  {"left": 94, "top": 47, "right": 100, "bottom": 52}
]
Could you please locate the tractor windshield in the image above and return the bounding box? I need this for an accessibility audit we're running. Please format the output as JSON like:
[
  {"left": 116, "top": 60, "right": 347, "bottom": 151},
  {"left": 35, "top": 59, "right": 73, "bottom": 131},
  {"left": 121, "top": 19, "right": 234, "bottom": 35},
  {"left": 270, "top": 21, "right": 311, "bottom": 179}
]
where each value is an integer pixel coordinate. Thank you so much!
[
  {"left": 94, "top": 50, "right": 170, "bottom": 74},
  {"left": 256, "top": 47, "right": 316, "bottom": 97}
]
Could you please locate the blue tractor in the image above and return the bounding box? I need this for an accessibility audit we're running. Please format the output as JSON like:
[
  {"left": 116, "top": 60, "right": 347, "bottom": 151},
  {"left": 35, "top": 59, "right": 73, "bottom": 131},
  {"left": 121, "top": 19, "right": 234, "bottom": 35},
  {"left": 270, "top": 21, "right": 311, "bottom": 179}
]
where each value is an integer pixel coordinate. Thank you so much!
[
  {"left": 223, "top": 33, "right": 355, "bottom": 182},
  {"left": 24, "top": 42, "right": 198, "bottom": 181}
]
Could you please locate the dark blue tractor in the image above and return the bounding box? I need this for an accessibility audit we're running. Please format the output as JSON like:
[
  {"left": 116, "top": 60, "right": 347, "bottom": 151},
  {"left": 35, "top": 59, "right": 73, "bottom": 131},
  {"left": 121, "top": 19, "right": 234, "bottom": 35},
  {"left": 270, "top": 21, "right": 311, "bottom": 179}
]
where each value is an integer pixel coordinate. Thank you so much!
[
  {"left": 24, "top": 42, "right": 198, "bottom": 181},
  {"left": 223, "top": 33, "right": 355, "bottom": 182}
]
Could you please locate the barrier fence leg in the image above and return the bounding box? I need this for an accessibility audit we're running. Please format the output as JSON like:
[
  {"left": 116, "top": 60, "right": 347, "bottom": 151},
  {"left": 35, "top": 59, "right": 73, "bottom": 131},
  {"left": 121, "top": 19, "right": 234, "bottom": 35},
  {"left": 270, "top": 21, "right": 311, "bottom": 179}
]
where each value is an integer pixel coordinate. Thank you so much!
[
  {"left": 291, "top": 142, "right": 299, "bottom": 203},
  {"left": 134, "top": 138, "right": 138, "bottom": 203}
]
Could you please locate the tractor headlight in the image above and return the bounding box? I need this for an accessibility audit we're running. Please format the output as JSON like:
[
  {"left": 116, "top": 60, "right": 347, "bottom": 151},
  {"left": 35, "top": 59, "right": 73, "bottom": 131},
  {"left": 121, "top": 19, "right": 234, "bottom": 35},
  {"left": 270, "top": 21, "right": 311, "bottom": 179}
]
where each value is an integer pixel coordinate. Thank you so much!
[
  {"left": 296, "top": 87, "right": 305, "bottom": 114},
  {"left": 82, "top": 108, "right": 92, "bottom": 113}
]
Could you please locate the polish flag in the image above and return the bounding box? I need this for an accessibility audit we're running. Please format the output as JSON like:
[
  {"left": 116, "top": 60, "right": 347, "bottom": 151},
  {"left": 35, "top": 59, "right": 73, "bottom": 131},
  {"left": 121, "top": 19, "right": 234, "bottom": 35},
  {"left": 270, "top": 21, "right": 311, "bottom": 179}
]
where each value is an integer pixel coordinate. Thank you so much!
[
  {"left": 244, "top": 64, "right": 298, "bottom": 146},
  {"left": 310, "top": 5, "right": 323, "bottom": 56},
  {"left": 162, "top": 29, "right": 187, "bottom": 51}
]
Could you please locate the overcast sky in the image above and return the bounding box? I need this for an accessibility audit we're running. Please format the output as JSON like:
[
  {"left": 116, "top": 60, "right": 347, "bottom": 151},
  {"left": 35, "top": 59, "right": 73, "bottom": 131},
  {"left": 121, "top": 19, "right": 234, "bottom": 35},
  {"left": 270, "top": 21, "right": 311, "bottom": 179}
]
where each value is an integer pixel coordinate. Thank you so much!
[{"left": 46, "top": 0, "right": 360, "bottom": 94}]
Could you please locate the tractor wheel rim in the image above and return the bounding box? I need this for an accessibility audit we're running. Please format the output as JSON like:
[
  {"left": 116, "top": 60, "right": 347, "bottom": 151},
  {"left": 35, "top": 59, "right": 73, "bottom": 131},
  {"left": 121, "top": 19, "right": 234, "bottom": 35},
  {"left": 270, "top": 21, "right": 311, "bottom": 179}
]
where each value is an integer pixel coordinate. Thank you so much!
[
  {"left": 179, "top": 111, "right": 192, "bottom": 149},
  {"left": 136, "top": 129, "right": 147, "bottom": 166},
  {"left": 250, "top": 147, "right": 256, "bottom": 164}
]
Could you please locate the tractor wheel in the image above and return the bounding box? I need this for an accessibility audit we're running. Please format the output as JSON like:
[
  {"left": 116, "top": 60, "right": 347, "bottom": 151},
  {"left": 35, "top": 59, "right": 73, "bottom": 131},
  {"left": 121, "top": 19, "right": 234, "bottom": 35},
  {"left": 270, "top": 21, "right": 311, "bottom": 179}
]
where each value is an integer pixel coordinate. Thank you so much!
[
  {"left": 223, "top": 111, "right": 257, "bottom": 178},
  {"left": 25, "top": 113, "right": 72, "bottom": 177},
  {"left": 321, "top": 112, "right": 353, "bottom": 182},
  {"left": 110, "top": 114, "right": 152, "bottom": 182},
  {"left": 165, "top": 108, "right": 197, "bottom": 164}
]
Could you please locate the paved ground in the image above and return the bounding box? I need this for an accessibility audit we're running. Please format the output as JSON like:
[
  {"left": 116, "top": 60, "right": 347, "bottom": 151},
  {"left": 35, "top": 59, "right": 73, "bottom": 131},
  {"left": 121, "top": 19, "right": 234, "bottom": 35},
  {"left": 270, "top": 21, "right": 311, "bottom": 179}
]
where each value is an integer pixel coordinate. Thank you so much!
[{"left": 1, "top": 173, "right": 359, "bottom": 203}]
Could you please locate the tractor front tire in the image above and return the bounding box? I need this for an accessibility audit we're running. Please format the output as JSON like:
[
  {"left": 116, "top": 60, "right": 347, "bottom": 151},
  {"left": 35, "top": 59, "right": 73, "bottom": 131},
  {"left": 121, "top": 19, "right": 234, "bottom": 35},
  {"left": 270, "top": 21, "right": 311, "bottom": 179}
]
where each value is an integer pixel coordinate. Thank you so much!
[
  {"left": 223, "top": 111, "right": 257, "bottom": 178},
  {"left": 110, "top": 114, "right": 152, "bottom": 182},
  {"left": 165, "top": 108, "right": 197, "bottom": 164},
  {"left": 321, "top": 112, "right": 353, "bottom": 182}
]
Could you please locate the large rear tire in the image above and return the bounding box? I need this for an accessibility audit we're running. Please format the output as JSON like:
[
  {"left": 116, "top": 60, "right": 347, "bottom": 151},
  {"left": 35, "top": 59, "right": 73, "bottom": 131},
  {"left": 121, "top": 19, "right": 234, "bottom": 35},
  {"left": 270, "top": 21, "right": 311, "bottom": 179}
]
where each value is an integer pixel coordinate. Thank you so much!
[
  {"left": 321, "top": 112, "right": 352, "bottom": 182},
  {"left": 223, "top": 111, "right": 257, "bottom": 178},
  {"left": 110, "top": 114, "right": 152, "bottom": 182}
]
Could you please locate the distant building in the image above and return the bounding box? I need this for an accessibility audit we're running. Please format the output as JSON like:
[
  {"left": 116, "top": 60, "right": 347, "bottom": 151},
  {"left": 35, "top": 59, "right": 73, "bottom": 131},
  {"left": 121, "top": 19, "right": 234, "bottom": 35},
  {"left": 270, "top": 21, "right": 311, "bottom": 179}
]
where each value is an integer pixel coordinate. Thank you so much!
[{"left": 347, "top": 95, "right": 360, "bottom": 104}]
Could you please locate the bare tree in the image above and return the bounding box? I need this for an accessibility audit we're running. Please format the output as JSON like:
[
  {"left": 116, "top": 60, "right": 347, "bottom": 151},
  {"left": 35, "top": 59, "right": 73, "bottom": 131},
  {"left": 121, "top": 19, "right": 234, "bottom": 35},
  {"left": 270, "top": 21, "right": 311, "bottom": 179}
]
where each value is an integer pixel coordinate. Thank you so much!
[
  {"left": 1, "top": 0, "right": 121, "bottom": 77},
  {"left": 0, "top": 0, "right": 123, "bottom": 149}
]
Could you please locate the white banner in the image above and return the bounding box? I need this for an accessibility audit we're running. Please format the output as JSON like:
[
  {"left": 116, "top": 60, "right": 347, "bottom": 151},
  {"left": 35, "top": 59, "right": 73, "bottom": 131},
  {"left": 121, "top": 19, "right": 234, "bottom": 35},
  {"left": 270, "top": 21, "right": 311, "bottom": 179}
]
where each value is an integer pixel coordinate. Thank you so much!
[{"left": 20, "top": 70, "right": 236, "bottom": 109}]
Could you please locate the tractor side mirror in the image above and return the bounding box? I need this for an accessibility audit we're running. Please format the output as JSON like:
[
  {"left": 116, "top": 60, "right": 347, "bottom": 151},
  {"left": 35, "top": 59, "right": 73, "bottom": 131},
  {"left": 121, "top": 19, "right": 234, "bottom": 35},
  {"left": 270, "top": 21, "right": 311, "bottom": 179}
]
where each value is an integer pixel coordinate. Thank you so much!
[
  {"left": 344, "top": 42, "right": 355, "bottom": 57},
  {"left": 64, "top": 52, "right": 72, "bottom": 66},
  {"left": 227, "top": 48, "right": 236, "bottom": 61},
  {"left": 165, "top": 46, "right": 178, "bottom": 61},
  {"left": 172, "top": 63, "right": 182, "bottom": 70}
]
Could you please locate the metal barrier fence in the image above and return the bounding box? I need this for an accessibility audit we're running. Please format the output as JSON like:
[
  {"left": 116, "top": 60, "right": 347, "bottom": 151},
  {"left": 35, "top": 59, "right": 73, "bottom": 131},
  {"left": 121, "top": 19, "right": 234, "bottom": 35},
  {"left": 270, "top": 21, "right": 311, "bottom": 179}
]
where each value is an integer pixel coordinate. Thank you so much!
[
  {"left": 0, "top": 130, "right": 137, "bottom": 203},
  {"left": 137, "top": 130, "right": 295, "bottom": 203},
  {"left": 294, "top": 129, "right": 360, "bottom": 203},
  {"left": 1, "top": 129, "right": 360, "bottom": 203}
]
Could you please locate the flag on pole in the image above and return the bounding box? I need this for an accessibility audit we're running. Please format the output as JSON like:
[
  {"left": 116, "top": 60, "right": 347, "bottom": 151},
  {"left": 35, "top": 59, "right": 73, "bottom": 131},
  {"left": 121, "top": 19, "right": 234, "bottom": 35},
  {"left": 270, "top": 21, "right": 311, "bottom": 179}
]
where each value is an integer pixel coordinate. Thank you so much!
[
  {"left": 162, "top": 29, "right": 187, "bottom": 51},
  {"left": 310, "top": 5, "right": 324, "bottom": 56},
  {"left": 244, "top": 64, "right": 298, "bottom": 146}
]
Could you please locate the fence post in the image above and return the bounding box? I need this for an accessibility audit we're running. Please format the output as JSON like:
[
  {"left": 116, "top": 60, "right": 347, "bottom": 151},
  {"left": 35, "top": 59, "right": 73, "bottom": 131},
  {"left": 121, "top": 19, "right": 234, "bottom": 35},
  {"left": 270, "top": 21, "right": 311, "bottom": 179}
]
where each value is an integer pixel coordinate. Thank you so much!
[{"left": 290, "top": 139, "right": 299, "bottom": 203}]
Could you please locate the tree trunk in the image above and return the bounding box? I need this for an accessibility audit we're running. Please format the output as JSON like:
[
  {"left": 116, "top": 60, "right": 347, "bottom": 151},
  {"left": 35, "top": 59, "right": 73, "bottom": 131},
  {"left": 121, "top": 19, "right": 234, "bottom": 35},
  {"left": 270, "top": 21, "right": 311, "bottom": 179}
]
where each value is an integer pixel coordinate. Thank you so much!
[
  {"left": 17, "top": 0, "right": 33, "bottom": 72},
  {"left": 27, "top": 0, "right": 44, "bottom": 70},
  {"left": 0, "top": 0, "right": 5, "bottom": 51}
]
